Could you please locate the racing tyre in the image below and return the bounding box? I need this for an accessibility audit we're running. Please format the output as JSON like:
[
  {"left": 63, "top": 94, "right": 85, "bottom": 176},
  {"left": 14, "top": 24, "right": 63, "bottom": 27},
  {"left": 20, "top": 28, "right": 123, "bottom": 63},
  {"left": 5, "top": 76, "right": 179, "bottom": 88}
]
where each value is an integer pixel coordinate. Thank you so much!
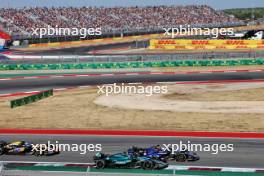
[
  {"left": 0, "top": 147, "right": 4, "bottom": 155},
  {"left": 33, "top": 151, "right": 42, "bottom": 156},
  {"left": 175, "top": 153, "right": 187, "bottom": 162},
  {"left": 142, "top": 160, "right": 154, "bottom": 170},
  {"left": 95, "top": 160, "right": 106, "bottom": 169}
]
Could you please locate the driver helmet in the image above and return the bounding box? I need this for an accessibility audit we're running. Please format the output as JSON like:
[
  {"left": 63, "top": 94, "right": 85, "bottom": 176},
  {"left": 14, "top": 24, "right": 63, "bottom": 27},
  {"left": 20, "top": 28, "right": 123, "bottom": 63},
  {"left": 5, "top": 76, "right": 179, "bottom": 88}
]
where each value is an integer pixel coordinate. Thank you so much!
[{"left": 95, "top": 152, "right": 102, "bottom": 158}]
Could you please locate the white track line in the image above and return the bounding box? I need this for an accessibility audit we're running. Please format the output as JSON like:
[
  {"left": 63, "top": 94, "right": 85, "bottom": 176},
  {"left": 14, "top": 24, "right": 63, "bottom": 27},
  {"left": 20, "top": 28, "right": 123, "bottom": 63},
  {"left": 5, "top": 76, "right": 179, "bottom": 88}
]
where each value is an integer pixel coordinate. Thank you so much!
[
  {"left": 50, "top": 75, "right": 64, "bottom": 78},
  {"left": 0, "top": 78, "right": 11, "bottom": 81},
  {"left": 74, "top": 75, "right": 89, "bottom": 77},
  {"left": 125, "top": 73, "right": 140, "bottom": 75},
  {"left": 54, "top": 88, "right": 67, "bottom": 91},
  {"left": 2, "top": 161, "right": 264, "bottom": 173},
  {"left": 24, "top": 91, "right": 41, "bottom": 94},
  {"left": 23, "top": 76, "right": 39, "bottom": 79},
  {"left": 1, "top": 161, "right": 93, "bottom": 165},
  {"left": 100, "top": 74, "right": 114, "bottom": 76},
  {"left": 167, "top": 165, "right": 264, "bottom": 172}
]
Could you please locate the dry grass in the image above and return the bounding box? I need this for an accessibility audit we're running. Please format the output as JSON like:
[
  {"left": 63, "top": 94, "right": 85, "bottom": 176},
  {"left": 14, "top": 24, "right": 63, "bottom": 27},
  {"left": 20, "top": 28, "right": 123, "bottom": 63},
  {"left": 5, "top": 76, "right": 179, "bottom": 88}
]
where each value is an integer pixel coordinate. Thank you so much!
[{"left": 0, "top": 86, "right": 264, "bottom": 132}]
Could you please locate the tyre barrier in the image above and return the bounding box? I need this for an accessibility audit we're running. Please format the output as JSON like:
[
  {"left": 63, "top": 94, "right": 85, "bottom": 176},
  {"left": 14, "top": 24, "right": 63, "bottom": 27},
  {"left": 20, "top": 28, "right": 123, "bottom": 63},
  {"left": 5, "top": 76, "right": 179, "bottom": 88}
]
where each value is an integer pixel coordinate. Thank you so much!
[
  {"left": 0, "top": 59, "right": 263, "bottom": 70},
  {"left": 10, "top": 89, "right": 53, "bottom": 108}
]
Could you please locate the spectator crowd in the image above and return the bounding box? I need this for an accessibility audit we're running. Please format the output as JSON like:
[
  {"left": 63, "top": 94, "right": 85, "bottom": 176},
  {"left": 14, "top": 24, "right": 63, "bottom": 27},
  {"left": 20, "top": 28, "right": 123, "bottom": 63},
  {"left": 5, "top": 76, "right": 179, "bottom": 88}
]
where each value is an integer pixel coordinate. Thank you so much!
[{"left": 0, "top": 5, "right": 239, "bottom": 36}]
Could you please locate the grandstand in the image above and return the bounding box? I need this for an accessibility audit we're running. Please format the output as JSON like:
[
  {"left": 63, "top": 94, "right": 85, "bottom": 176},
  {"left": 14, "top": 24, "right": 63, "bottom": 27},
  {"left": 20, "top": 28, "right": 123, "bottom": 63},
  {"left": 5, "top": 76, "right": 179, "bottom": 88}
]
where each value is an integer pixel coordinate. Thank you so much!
[
  {"left": 0, "top": 5, "right": 241, "bottom": 37},
  {"left": 0, "top": 30, "right": 11, "bottom": 51}
]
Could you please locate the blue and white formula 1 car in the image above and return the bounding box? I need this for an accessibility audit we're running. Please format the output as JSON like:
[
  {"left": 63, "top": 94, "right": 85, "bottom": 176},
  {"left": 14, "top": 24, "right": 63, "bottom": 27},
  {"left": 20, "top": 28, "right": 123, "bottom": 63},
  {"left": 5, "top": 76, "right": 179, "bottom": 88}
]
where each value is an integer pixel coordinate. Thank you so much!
[{"left": 128, "top": 145, "right": 200, "bottom": 162}]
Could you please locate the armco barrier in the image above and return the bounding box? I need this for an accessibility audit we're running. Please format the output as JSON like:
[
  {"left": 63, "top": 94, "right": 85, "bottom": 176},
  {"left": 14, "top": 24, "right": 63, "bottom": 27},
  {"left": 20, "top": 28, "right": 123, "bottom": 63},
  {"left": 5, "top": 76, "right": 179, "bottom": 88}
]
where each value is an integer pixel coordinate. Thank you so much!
[
  {"left": 0, "top": 59, "right": 264, "bottom": 70},
  {"left": 10, "top": 90, "right": 53, "bottom": 108}
]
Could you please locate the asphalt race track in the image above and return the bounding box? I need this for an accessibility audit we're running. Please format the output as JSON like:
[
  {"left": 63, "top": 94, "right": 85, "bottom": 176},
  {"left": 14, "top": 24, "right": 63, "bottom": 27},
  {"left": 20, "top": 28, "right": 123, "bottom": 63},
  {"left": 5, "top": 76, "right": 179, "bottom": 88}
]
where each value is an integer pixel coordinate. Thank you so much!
[
  {"left": 1, "top": 71, "right": 264, "bottom": 94},
  {"left": 0, "top": 135, "right": 263, "bottom": 168}
]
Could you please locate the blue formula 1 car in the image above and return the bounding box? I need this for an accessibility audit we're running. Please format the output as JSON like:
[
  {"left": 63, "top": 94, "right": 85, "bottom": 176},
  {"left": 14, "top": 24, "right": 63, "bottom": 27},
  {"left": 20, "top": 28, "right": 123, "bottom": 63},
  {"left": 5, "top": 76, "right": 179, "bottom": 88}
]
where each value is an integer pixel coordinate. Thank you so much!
[
  {"left": 93, "top": 152, "right": 168, "bottom": 170},
  {"left": 0, "top": 141, "right": 32, "bottom": 155},
  {"left": 0, "top": 141, "right": 59, "bottom": 156},
  {"left": 128, "top": 145, "right": 200, "bottom": 162}
]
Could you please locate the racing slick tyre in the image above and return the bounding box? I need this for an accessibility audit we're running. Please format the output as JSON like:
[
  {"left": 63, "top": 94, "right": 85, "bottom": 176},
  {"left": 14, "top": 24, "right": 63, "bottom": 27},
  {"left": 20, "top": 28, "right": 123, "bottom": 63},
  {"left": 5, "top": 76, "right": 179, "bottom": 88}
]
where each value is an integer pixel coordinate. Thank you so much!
[
  {"left": 95, "top": 160, "right": 106, "bottom": 169},
  {"left": 32, "top": 150, "right": 43, "bottom": 156},
  {"left": 142, "top": 160, "right": 154, "bottom": 170},
  {"left": 175, "top": 153, "right": 187, "bottom": 162},
  {"left": 0, "top": 147, "right": 4, "bottom": 155}
]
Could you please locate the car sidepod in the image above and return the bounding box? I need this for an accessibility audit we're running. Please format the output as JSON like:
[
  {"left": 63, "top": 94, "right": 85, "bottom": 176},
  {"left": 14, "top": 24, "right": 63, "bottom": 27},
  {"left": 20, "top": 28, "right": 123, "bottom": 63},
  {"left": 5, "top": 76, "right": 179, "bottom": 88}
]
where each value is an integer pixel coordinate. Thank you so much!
[{"left": 186, "top": 151, "right": 200, "bottom": 161}]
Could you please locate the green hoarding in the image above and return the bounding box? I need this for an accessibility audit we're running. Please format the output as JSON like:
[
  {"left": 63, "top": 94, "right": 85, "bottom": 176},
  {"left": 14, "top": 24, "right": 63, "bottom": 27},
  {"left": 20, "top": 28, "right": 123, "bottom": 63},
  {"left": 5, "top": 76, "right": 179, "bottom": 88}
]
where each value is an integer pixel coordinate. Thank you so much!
[
  {"left": 10, "top": 89, "right": 53, "bottom": 108},
  {"left": 0, "top": 59, "right": 263, "bottom": 70}
]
